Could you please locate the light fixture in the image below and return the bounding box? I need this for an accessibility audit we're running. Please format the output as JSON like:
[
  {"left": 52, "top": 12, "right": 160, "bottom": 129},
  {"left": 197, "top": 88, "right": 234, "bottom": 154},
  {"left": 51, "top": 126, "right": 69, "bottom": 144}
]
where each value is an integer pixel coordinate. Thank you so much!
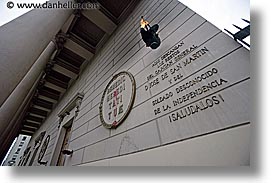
[
  {"left": 62, "top": 149, "right": 73, "bottom": 155},
  {"left": 140, "top": 16, "right": 161, "bottom": 49},
  {"left": 38, "top": 161, "right": 47, "bottom": 165}
]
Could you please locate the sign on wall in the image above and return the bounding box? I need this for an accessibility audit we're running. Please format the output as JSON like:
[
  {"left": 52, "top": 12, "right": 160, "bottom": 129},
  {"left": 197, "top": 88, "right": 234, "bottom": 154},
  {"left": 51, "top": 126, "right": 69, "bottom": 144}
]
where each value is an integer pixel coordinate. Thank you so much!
[{"left": 99, "top": 71, "right": 136, "bottom": 129}]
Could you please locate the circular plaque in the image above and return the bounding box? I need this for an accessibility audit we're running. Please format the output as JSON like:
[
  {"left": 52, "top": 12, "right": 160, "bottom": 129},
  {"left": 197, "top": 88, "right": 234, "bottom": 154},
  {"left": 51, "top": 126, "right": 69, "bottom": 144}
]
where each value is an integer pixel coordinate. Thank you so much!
[
  {"left": 99, "top": 71, "right": 136, "bottom": 129},
  {"left": 37, "top": 135, "right": 50, "bottom": 163}
]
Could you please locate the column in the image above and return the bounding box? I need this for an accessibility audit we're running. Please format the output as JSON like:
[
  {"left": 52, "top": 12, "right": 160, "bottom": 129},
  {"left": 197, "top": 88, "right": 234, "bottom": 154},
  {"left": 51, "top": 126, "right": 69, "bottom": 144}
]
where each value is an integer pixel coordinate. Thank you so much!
[
  {"left": 0, "top": 41, "right": 57, "bottom": 163},
  {"left": 0, "top": 0, "right": 74, "bottom": 107}
]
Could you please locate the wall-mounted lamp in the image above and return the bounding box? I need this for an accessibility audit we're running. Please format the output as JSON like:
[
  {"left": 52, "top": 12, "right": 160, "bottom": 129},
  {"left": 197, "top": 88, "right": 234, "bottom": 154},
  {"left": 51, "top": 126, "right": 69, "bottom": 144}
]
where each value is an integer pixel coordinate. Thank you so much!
[
  {"left": 140, "top": 16, "right": 161, "bottom": 49},
  {"left": 38, "top": 161, "right": 48, "bottom": 165},
  {"left": 62, "top": 149, "right": 73, "bottom": 155}
]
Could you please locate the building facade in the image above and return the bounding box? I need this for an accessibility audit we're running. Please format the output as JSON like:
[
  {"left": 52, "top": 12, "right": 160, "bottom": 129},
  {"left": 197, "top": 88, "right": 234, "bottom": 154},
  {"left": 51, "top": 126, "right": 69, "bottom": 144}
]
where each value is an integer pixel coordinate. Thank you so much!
[
  {"left": 1, "top": 135, "right": 31, "bottom": 166},
  {"left": 0, "top": 0, "right": 250, "bottom": 166}
]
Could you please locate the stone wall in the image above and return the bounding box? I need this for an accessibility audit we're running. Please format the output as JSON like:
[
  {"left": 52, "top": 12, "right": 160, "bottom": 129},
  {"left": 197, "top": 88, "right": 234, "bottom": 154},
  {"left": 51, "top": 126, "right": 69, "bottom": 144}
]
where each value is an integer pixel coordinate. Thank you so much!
[{"left": 26, "top": 0, "right": 250, "bottom": 166}]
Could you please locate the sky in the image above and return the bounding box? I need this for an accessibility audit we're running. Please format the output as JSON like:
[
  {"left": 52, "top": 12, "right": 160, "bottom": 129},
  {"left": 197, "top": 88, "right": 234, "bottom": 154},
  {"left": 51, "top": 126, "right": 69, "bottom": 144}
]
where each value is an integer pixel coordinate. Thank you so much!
[
  {"left": 0, "top": 0, "right": 250, "bottom": 29},
  {"left": 0, "top": 0, "right": 44, "bottom": 26},
  {"left": 0, "top": 0, "right": 250, "bottom": 45},
  {"left": 180, "top": 0, "right": 250, "bottom": 31},
  {"left": 179, "top": 0, "right": 250, "bottom": 44}
]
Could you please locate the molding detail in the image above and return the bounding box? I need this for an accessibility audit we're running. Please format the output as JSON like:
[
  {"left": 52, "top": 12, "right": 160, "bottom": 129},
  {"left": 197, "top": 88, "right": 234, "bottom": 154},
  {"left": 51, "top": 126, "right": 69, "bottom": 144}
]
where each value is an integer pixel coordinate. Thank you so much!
[
  {"left": 53, "top": 32, "right": 70, "bottom": 50},
  {"left": 75, "top": 96, "right": 83, "bottom": 118},
  {"left": 57, "top": 92, "right": 84, "bottom": 127},
  {"left": 35, "top": 131, "right": 46, "bottom": 147},
  {"left": 73, "top": 9, "right": 82, "bottom": 17}
]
